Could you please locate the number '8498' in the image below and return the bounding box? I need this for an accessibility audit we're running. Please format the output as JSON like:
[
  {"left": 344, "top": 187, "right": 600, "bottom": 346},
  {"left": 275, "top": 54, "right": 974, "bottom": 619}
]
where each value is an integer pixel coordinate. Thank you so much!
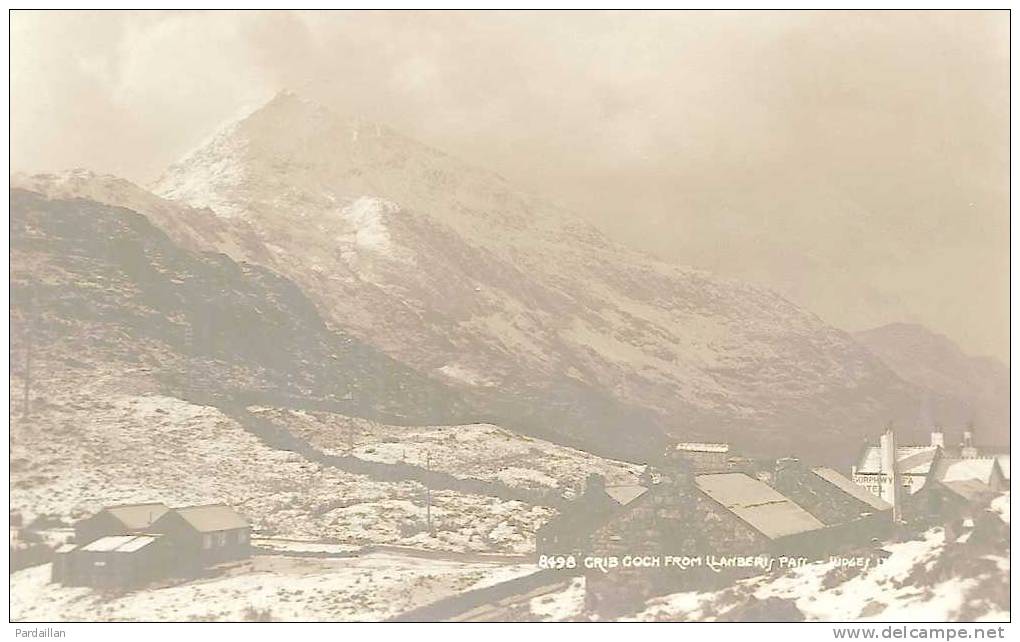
[{"left": 538, "top": 555, "right": 577, "bottom": 569}]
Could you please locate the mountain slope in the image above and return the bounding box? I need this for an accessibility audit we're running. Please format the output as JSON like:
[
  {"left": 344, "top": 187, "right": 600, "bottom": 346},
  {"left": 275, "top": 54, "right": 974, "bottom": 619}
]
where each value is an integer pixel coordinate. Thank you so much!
[
  {"left": 9, "top": 188, "right": 640, "bottom": 553},
  {"left": 855, "top": 323, "right": 1009, "bottom": 444},
  {"left": 144, "top": 91, "right": 919, "bottom": 461},
  {"left": 10, "top": 187, "right": 466, "bottom": 422}
]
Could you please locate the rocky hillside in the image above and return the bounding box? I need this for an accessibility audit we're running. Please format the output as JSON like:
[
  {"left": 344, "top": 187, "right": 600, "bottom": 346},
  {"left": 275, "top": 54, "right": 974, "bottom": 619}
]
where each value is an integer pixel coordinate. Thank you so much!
[
  {"left": 139, "top": 91, "right": 921, "bottom": 461},
  {"left": 855, "top": 323, "right": 1008, "bottom": 445},
  {"left": 10, "top": 187, "right": 648, "bottom": 552},
  {"left": 10, "top": 188, "right": 465, "bottom": 423}
]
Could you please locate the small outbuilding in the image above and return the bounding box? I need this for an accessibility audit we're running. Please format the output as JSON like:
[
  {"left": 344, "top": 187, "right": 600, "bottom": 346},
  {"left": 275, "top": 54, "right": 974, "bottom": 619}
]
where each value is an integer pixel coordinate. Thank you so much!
[
  {"left": 151, "top": 504, "right": 251, "bottom": 568},
  {"left": 667, "top": 442, "right": 731, "bottom": 471},
  {"left": 68, "top": 534, "right": 166, "bottom": 589}
]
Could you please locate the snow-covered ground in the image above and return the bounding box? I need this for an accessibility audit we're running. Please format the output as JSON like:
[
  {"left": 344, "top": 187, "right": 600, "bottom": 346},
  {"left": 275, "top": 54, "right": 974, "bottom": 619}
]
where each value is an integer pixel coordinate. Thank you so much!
[
  {"left": 9, "top": 553, "right": 538, "bottom": 622},
  {"left": 628, "top": 497, "right": 1010, "bottom": 622},
  {"left": 251, "top": 406, "right": 643, "bottom": 494},
  {"left": 529, "top": 577, "right": 586, "bottom": 621},
  {"left": 10, "top": 371, "right": 554, "bottom": 553}
]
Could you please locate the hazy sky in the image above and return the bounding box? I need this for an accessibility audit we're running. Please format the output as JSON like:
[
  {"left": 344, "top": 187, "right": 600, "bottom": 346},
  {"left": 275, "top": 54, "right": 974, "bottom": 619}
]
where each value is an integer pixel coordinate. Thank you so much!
[{"left": 10, "top": 10, "right": 1009, "bottom": 361}]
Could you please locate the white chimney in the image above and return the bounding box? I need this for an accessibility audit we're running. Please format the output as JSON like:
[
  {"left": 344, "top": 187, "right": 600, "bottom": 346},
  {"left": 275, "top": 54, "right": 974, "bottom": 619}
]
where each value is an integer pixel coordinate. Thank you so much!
[
  {"left": 880, "top": 424, "right": 903, "bottom": 523},
  {"left": 961, "top": 423, "right": 978, "bottom": 458}
]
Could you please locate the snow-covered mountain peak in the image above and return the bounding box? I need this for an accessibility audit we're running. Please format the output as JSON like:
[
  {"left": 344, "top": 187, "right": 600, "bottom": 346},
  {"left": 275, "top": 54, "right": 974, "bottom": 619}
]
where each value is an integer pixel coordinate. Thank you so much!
[
  {"left": 153, "top": 91, "right": 597, "bottom": 245},
  {"left": 144, "top": 91, "right": 924, "bottom": 461}
]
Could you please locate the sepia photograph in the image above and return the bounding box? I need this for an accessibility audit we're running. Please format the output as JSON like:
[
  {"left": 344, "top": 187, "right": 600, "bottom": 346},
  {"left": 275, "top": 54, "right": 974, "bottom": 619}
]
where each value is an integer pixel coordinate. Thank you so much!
[{"left": 5, "top": 5, "right": 1012, "bottom": 631}]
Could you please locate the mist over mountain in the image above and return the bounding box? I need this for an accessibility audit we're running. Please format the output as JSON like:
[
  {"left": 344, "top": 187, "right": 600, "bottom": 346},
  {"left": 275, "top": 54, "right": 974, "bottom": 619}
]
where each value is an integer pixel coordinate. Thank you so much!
[
  {"left": 855, "top": 323, "right": 1009, "bottom": 445},
  {"left": 128, "top": 91, "right": 925, "bottom": 461}
]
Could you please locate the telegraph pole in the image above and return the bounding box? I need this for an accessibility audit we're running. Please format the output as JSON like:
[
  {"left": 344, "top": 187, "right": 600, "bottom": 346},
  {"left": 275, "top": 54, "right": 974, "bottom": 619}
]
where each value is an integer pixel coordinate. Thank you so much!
[
  {"left": 425, "top": 451, "right": 432, "bottom": 534},
  {"left": 22, "top": 287, "right": 34, "bottom": 419}
]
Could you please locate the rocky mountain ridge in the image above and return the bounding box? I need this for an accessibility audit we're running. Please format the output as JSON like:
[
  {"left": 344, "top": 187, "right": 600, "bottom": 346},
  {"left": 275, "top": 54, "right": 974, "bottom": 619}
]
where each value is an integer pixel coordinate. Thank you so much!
[{"left": 141, "top": 91, "right": 923, "bottom": 460}]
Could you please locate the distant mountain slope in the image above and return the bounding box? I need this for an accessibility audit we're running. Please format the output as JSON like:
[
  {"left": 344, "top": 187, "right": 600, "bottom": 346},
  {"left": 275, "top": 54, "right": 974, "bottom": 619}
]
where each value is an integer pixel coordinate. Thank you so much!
[
  {"left": 137, "top": 91, "right": 921, "bottom": 461},
  {"left": 10, "top": 188, "right": 465, "bottom": 423},
  {"left": 855, "top": 323, "right": 1008, "bottom": 445}
]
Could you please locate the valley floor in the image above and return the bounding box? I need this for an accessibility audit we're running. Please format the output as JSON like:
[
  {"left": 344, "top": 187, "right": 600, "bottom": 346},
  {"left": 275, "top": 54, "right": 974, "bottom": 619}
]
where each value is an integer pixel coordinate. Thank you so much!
[{"left": 8, "top": 366, "right": 1009, "bottom": 623}]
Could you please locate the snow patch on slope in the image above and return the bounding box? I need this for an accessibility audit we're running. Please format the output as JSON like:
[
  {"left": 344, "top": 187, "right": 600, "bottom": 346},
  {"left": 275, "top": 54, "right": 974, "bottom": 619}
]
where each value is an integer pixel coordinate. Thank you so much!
[
  {"left": 337, "top": 197, "right": 400, "bottom": 254},
  {"left": 437, "top": 363, "right": 495, "bottom": 387},
  {"left": 630, "top": 520, "right": 1009, "bottom": 622},
  {"left": 157, "top": 151, "right": 249, "bottom": 219},
  {"left": 530, "top": 577, "right": 586, "bottom": 621}
]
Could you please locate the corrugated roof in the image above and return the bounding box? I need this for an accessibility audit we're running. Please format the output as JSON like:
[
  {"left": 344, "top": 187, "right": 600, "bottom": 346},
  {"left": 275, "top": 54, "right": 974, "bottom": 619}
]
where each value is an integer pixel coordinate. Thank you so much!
[
  {"left": 935, "top": 458, "right": 1000, "bottom": 485},
  {"left": 675, "top": 442, "right": 730, "bottom": 453},
  {"left": 172, "top": 504, "right": 249, "bottom": 532},
  {"left": 695, "top": 473, "right": 825, "bottom": 540},
  {"left": 103, "top": 503, "right": 169, "bottom": 530},
  {"left": 81, "top": 534, "right": 159, "bottom": 553},
  {"left": 116, "top": 535, "right": 159, "bottom": 552},
  {"left": 81, "top": 535, "right": 136, "bottom": 552},
  {"left": 856, "top": 446, "right": 938, "bottom": 476},
  {"left": 811, "top": 467, "right": 891, "bottom": 511},
  {"left": 604, "top": 485, "right": 648, "bottom": 506}
]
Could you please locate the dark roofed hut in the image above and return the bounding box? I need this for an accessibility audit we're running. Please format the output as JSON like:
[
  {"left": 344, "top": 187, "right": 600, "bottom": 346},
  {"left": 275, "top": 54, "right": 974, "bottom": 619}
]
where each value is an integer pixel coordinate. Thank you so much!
[
  {"left": 73, "top": 502, "right": 169, "bottom": 545},
  {"left": 693, "top": 472, "right": 828, "bottom": 554},
  {"left": 72, "top": 535, "right": 167, "bottom": 589},
  {"left": 151, "top": 504, "right": 251, "bottom": 571},
  {"left": 771, "top": 461, "right": 893, "bottom": 530},
  {"left": 773, "top": 462, "right": 893, "bottom": 546}
]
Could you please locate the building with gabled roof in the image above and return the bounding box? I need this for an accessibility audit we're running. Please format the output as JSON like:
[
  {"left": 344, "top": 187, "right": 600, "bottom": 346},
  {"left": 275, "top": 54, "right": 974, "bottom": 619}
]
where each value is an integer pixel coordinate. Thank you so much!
[
  {"left": 767, "top": 461, "right": 894, "bottom": 545},
  {"left": 854, "top": 445, "right": 940, "bottom": 482},
  {"left": 576, "top": 466, "right": 860, "bottom": 618},
  {"left": 73, "top": 502, "right": 169, "bottom": 546},
  {"left": 851, "top": 435, "right": 941, "bottom": 509},
  {"left": 541, "top": 454, "right": 899, "bottom": 618},
  {"left": 63, "top": 502, "right": 251, "bottom": 588},
  {"left": 772, "top": 461, "right": 891, "bottom": 524},
  {"left": 811, "top": 466, "right": 892, "bottom": 513},
  {"left": 694, "top": 472, "right": 826, "bottom": 540},
  {"left": 936, "top": 457, "right": 1004, "bottom": 485},
  {"left": 675, "top": 442, "right": 729, "bottom": 453},
  {"left": 151, "top": 503, "right": 251, "bottom": 566},
  {"left": 667, "top": 441, "right": 731, "bottom": 471},
  {"left": 933, "top": 457, "right": 1006, "bottom": 503},
  {"left": 851, "top": 425, "right": 1009, "bottom": 513},
  {"left": 603, "top": 485, "right": 648, "bottom": 506},
  {"left": 171, "top": 504, "right": 250, "bottom": 532},
  {"left": 56, "top": 534, "right": 167, "bottom": 588}
]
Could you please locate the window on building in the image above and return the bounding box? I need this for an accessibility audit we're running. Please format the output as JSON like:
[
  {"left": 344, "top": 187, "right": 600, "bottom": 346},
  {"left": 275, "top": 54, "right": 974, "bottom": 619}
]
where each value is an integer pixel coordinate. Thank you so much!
[{"left": 202, "top": 534, "right": 212, "bottom": 549}]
